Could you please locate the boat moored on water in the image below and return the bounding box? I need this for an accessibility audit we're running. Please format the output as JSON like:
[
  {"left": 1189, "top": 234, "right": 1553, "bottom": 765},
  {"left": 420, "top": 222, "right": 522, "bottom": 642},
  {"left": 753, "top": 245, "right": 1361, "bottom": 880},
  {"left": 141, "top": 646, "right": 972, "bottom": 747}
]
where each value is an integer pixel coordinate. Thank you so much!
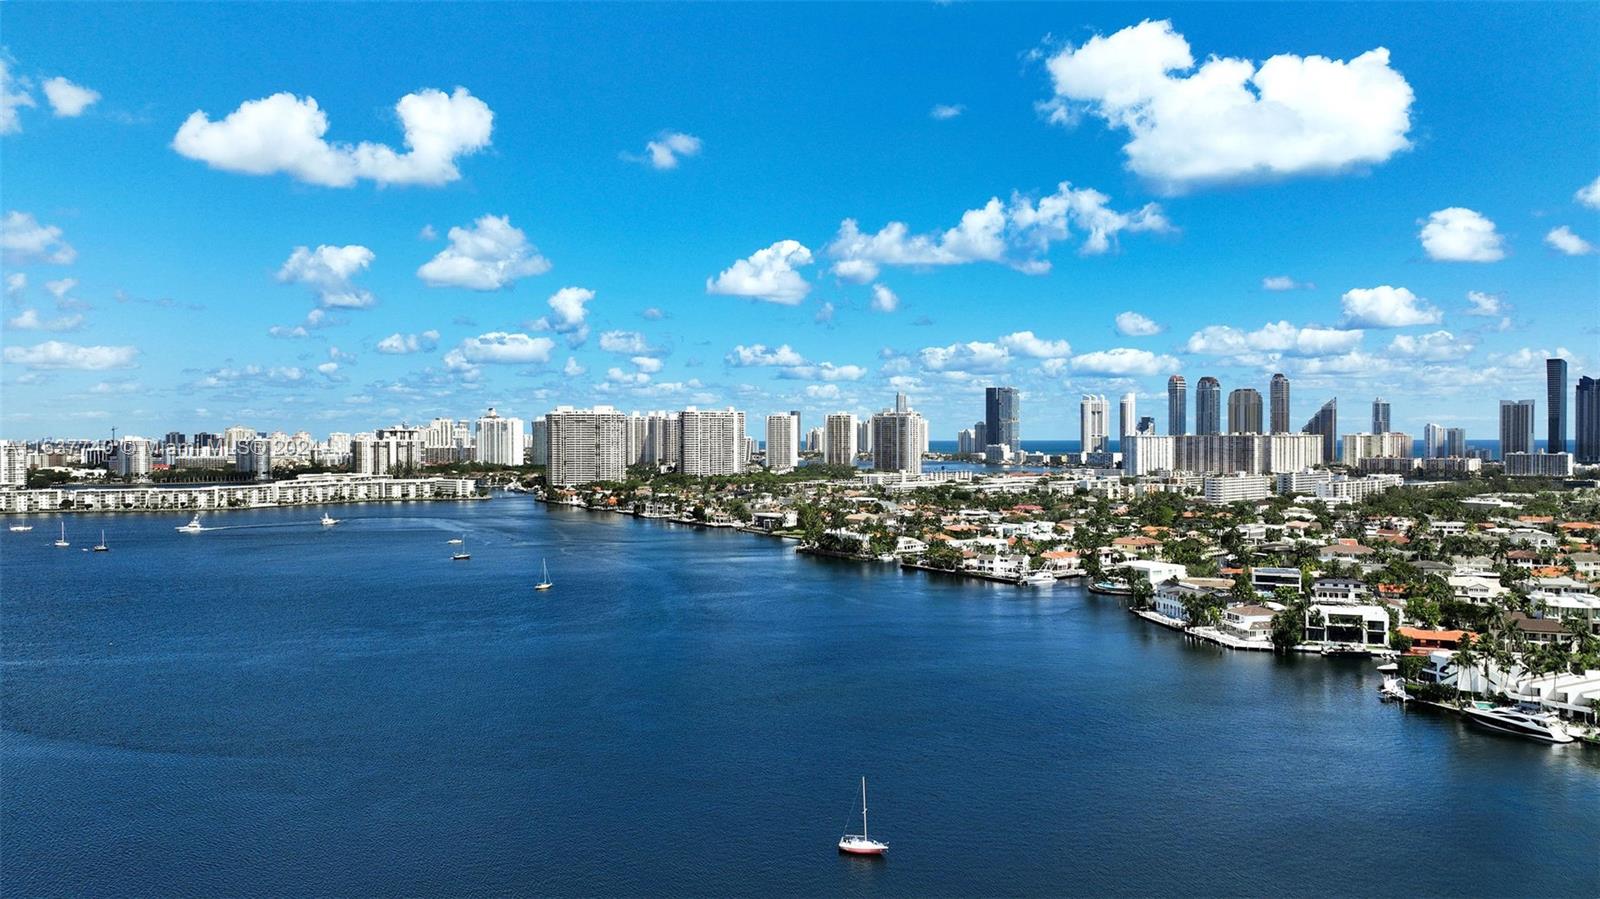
[
  {"left": 838, "top": 777, "right": 888, "bottom": 856},
  {"left": 1378, "top": 676, "right": 1409, "bottom": 703},
  {"left": 1463, "top": 702, "right": 1574, "bottom": 744},
  {"left": 1021, "top": 571, "right": 1057, "bottom": 587},
  {"left": 534, "top": 558, "right": 553, "bottom": 591},
  {"left": 93, "top": 530, "right": 109, "bottom": 552},
  {"left": 53, "top": 522, "right": 70, "bottom": 548},
  {"left": 9, "top": 523, "right": 33, "bottom": 532}
]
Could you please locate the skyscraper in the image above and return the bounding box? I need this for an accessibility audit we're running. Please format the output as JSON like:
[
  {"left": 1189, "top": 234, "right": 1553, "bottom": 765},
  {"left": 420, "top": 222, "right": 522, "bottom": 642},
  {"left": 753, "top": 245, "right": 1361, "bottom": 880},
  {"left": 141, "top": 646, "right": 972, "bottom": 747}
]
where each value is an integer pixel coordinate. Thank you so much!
[
  {"left": 678, "top": 407, "right": 744, "bottom": 476},
  {"left": 1499, "top": 399, "right": 1535, "bottom": 457},
  {"left": 1167, "top": 375, "right": 1187, "bottom": 436},
  {"left": 1546, "top": 357, "right": 1568, "bottom": 453},
  {"left": 1423, "top": 423, "right": 1447, "bottom": 459},
  {"left": 1195, "top": 377, "right": 1221, "bottom": 435},
  {"left": 1444, "top": 427, "right": 1467, "bottom": 459},
  {"left": 1119, "top": 392, "right": 1137, "bottom": 440},
  {"left": 1576, "top": 376, "right": 1599, "bottom": 464},
  {"left": 984, "top": 386, "right": 1021, "bottom": 453},
  {"left": 1269, "top": 373, "right": 1290, "bottom": 434},
  {"left": 824, "top": 413, "right": 857, "bottom": 465},
  {"left": 872, "top": 395, "right": 924, "bottom": 473},
  {"left": 474, "top": 407, "right": 526, "bottom": 466},
  {"left": 1301, "top": 398, "right": 1337, "bottom": 464},
  {"left": 1371, "top": 397, "right": 1391, "bottom": 434},
  {"left": 546, "top": 406, "right": 628, "bottom": 485},
  {"left": 1080, "top": 394, "right": 1109, "bottom": 453},
  {"left": 1227, "top": 388, "right": 1263, "bottom": 435}
]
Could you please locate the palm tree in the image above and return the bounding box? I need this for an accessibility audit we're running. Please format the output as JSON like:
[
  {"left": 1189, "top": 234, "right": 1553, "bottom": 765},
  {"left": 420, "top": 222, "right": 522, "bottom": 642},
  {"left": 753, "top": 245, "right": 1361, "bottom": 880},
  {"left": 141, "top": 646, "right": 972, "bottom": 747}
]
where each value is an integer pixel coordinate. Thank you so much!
[{"left": 1451, "top": 636, "right": 1479, "bottom": 702}]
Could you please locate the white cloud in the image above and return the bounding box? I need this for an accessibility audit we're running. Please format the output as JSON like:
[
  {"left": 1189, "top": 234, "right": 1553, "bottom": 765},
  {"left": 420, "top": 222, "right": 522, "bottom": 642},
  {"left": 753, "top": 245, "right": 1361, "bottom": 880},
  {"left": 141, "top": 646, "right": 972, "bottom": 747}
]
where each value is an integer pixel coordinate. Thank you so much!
[
  {"left": 1114, "top": 310, "right": 1162, "bottom": 336},
  {"left": 599, "top": 330, "right": 654, "bottom": 354},
  {"left": 1, "top": 211, "right": 77, "bottom": 264},
  {"left": 1576, "top": 176, "right": 1600, "bottom": 210},
  {"left": 195, "top": 364, "right": 306, "bottom": 388},
  {"left": 532, "top": 286, "right": 596, "bottom": 345},
  {"left": 1070, "top": 347, "right": 1178, "bottom": 376},
  {"left": 632, "top": 356, "right": 664, "bottom": 374},
  {"left": 828, "top": 182, "right": 1168, "bottom": 277},
  {"left": 1185, "top": 321, "right": 1364, "bottom": 358},
  {"left": 43, "top": 277, "right": 78, "bottom": 300},
  {"left": 562, "top": 356, "right": 586, "bottom": 377},
  {"left": 1418, "top": 208, "right": 1505, "bottom": 262},
  {"left": 814, "top": 301, "right": 836, "bottom": 324},
  {"left": 5, "top": 272, "right": 25, "bottom": 299},
  {"left": 642, "top": 307, "right": 664, "bottom": 320},
  {"left": 172, "top": 87, "right": 493, "bottom": 187},
  {"left": 1340, "top": 285, "right": 1441, "bottom": 328},
  {"left": 3, "top": 340, "right": 138, "bottom": 370},
  {"left": 1042, "top": 19, "right": 1413, "bottom": 193},
  {"left": 930, "top": 104, "right": 965, "bottom": 120},
  {"left": 805, "top": 384, "right": 841, "bottom": 400},
  {"left": 626, "top": 131, "right": 702, "bottom": 170},
  {"left": 1388, "top": 330, "right": 1474, "bottom": 361},
  {"left": 1262, "top": 275, "right": 1312, "bottom": 291},
  {"left": 375, "top": 329, "right": 440, "bottom": 354},
  {"left": 6, "top": 308, "right": 83, "bottom": 331},
  {"left": 706, "top": 239, "right": 813, "bottom": 304},
  {"left": 725, "top": 342, "right": 862, "bottom": 381},
  {"left": 727, "top": 343, "right": 806, "bottom": 367},
  {"left": 1464, "top": 290, "right": 1504, "bottom": 317},
  {"left": 870, "top": 283, "right": 899, "bottom": 312},
  {"left": 1544, "top": 225, "right": 1595, "bottom": 256},
  {"left": 41, "top": 77, "right": 99, "bottom": 117},
  {"left": 277, "top": 244, "right": 376, "bottom": 308},
  {"left": 442, "top": 332, "right": 556, "bottom": 371},
  {"left": 918, "top": 341, "right": 1011, "bottom": 373},
  {"left": 0, "top": 60, "right": 36, "bottom": 135},
  {"left": 998, "top": 330, "right": 1072, "bottom": 358},
  {"left": 417, "top": 215, "right": 550, "bottom": 290}
]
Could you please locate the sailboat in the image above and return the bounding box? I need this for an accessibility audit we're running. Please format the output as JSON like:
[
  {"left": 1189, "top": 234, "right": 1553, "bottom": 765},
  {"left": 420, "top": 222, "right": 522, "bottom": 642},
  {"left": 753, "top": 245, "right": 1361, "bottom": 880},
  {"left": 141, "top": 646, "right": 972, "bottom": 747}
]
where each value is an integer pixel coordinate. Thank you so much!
[
  {"left": 534, "top": 558, "right": 553, "bottom": 591},
  {"left": 93, "top": 530, "right": 109, "bottom": 552},
  {"left": 54, "top": 522, "right": 70, "bottom": 548},
  {"left": 452, "top": 539, "right": 471, "bottom": 561},
  {"left": 838, "top": 777, "right": 888, "bottom": 856}
]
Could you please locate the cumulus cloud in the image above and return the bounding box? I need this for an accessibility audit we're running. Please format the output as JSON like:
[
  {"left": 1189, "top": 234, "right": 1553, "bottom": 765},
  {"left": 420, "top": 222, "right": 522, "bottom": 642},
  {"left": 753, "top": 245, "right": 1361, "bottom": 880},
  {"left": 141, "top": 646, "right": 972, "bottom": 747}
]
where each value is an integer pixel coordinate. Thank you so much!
[
  {"left": 725, "top": 343, "right": 863, "bottom": 381},
  {"left": 599, "top": 330, "right": 654, "bottom": 355},
  {"left": 442, "top": 332, "right": 556, "bottom": 372},
  {"left": 1114, "top": 310, "right": 1162, "bottom": 336},
  {"left": 930, "top": 104, "right": 965, "bottom": 120},
  {"left": 827, "top": 182, "right": 1168, "bottom": 278},
  {"left": 706, "top": 239, "right": 813, "bottom": 304},
  {"left": 172, "top": 87, "right": 493, "bottom": 187},
  {"left": 375, "top": 329, "right": 441, "bottom": 354},
  {"left": 3, "top": 340, "right": 138, "bottom": 370},
  {"left": 1418, "top": 208, "right": 1505, "bottom": 262},
  {"left": 625, "top": 131, "right": 702, "bottom": 170},
  {"left": 1070, "top": 347, "right": 1178, "bottom": 376},
  {"left": 727, "top": 343, "right": 806, "bottom": 367},
  {"left": 41, "top": 77, "right": 100, "bottom": 117},
  {"left": 1464, "top": 290, "right": 1505, "bottom": 317},
  {"left": 1576, "top": 176, "right": 1600, "bottom": 210},
  {"left": 1, "top": 211, "right": 76, "bottom": 264},
  {"left": 814, "top": 301, "right": 835, "bottom": 324},
  {"left": 1544, "top": 226, "right": 1595, "bottom": 256},
  {"left": 278, "top": 244, "right": 376, "bottom": 308},
  {"left": 532, "top": 286, "right": 596, "bottom": 345},
  {"left": 998, "top": 330, "right": 1072, "bottom": 358},
  {"left": 1262, "top": 275, "right": 1312, "bottom": 291},
  {"left": 919, "top": 341, "right": 1011, "bottom": 374},
  {"left": 417, "top": 215, "right": 550, "bottom": 290},
  {"left": 4, "top": 272, "right": 25, "bottom": 300},
  {"left": 562, "top": 356, "right": 586, "bottom": 377},
  {"left": 0, "top": 60, "right": 35, "bottom": 135},
  {"left": 6, "top": 308, "right": 83, "bottom": 331},
  {"left": 870, "top": 283, "right": 899, "bottom": 313},
  {"left": 1185, "top": 320, "right": 1363, "bottom": 357},
  {"left": 1041, "top": 19, "right": 1413, "bottom": 192},
  {"left": 805, "top": 384, "right": 841, "bottom": 400},
  {"left": 1388, "top": 329, "right": 1474, "bottom": 361},
  {"left": 1340, "top": 285, "right": 1441, "bottom": 328},
  {"left": 195, "top": 364, "right": 306, "bottom": 388}
]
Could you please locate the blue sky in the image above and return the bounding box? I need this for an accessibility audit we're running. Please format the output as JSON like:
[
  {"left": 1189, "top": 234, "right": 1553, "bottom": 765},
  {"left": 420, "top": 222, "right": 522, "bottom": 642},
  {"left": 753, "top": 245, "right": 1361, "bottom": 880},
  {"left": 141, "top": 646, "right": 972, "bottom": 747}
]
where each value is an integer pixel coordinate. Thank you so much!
[{"left": 2, "top": 3, "right": 1597, "bottom": 442}]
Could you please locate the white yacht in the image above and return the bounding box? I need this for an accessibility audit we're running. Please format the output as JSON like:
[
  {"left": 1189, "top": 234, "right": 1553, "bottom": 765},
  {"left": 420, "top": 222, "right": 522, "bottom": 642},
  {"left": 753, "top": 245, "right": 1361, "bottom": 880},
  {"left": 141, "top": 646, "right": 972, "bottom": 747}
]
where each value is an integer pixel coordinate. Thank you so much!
[
  {"left": 320, "top": 513, "right": 339, "bottom": 527},
  {"left": 1021, "top": 571, "right": 1057, "bottom": 587},
  {"left": 177, "top": 514, "right": 204, "bottom": 533},
  {"left": 1377, "top": 676, "right": 1409, "bottom": 703},
  {"left": 837, "top": 777, "right": 888, "bottom": 856},
  {"left": 1463, "top": 702, "right": 1574, "bottom": 744},
  {"left": 9, "top": 523, "right": 33, "bottom": 532},
  {"left": 53, "top": 522, "right": 70, "bottom": 548},
  {"left": 447, "top": 535, "right": 464, "bottom": 545}
]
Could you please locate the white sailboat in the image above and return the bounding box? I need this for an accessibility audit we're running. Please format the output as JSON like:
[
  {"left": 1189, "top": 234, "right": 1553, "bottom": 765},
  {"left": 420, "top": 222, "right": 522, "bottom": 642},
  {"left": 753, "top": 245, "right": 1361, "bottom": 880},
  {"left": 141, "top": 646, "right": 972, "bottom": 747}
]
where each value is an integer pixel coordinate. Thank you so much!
[
  {"left": 452, "top": 539, "right": 471, "bottom": 561},
  {"left": 535, "top": 558, "right": 553, "bottom": 591},
  {"left": 93, "top": 529, "right": 109, "bottom": 552},
  {"left": 838, "top": 777, "right": 888, "bottom": 856},
  {"left": 53, "top": 522, "right": 70, "bottom": 548}
]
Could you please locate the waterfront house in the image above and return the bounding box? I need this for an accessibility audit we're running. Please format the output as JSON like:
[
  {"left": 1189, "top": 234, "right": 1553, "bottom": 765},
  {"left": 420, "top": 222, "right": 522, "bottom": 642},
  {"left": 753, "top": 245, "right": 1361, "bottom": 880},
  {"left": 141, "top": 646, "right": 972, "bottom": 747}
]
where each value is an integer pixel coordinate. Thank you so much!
[
  {"left": 1251, "top": 566, "right": 1303, "bottom": 596},
  {"left": 1396, "top": 627, "right": 1470, "bottom": 655},
  {"left": 1304, "top": 602, "right": 1390, "bottom": 649},
  {"left": 1311, "top": 577, "right": 1369, "bottom": 604},
  {"left": 1448, "top": 574, "right": 1507, "bottom": 604},
  {"left": 1221, "top": 605, "right": 1276, "bottom": 645},
  {"left": 1317, "top": 541, "right": 1375, "bottom": 563}
]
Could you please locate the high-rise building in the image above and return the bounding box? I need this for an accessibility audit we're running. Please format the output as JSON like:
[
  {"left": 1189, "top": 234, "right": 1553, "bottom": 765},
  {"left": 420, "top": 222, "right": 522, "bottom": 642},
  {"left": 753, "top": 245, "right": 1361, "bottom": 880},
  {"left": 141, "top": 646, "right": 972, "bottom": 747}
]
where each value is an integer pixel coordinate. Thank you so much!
[
  {"left": 1167, "top": 375, "right": 1187, "bottom": 436},
  {"left": 1269, "top": 374, "right": 1290, "bottom": 434},
  {"left": 956, "top": 428, "right": 976, "bottom": 456},
  {"left": 1423, "top": 423, "right": 1447, "bottom": 459},
  {"left": 474, "top": 407, "right": 527, "bottom": 466},
  {"left": 984, "top": 387, "right": 1021, "bottom": 454},
  {"left": 1499, "top": 399, "right": 1535, "bottom": 458},
  {"left": 1301, "top": 398, "right": 1337, "bottom": 464},
  {"left": 766, "top": 414, "right": 799, "bottom": 472},
  {"left": 1119, "top": 392, "right": 1137, "bottom": 441},
  {"left": 856, "top": 418, "right": 874, "bottom": 457},
  {"left": 973, "top": 420, "right": 987, "bottom": 451},
  {"left": 351, "top": 426, "right": 425, "bottom": 476},
  {"left": 678, "top": 407, "right": 744, "bottom": 476},
  {"left": 530, "top": 417, "right": 550, "bottom": 466},
  {"left": 824, "top": 413, "right": 857, "bottom": 465},
  {"left": 0, "top": 440, "right": 26, "bottom": 487},
  {"left": 1445, "top": 427, "right": 1467, "bottom": 459},
  {"left": 1227, "top": 388, "right": 1263, "bottom": 435},
  {"left": 1577, "top": 376, "right": 1600, "bottom": 464},
  {"left": 871, "top": 395, "right": 924, "bottom": 474},
  {"left": 1371, "top": 398, "right": 1391, "bottom": 434},
  {"left": 1080, "top": 394, "right": 1109, "bottom": 453},
  {"left": 546, "top": 405, "right": 628, "bottom": 485},
  {"left": 110, "top": 437, "right": 155, "bottom": 478},
  {"left": 1546, "top": 358, "right": 1568, "bottom": 453},
  {"left": 1195, "top": 377, "right": 1222, "bottom": 435},
  {"left": 789, "top": 411, "right": 802, "bottom": 443},
  {"left": 1340, "top": 432, "right": 1412, "bottom": 467}
]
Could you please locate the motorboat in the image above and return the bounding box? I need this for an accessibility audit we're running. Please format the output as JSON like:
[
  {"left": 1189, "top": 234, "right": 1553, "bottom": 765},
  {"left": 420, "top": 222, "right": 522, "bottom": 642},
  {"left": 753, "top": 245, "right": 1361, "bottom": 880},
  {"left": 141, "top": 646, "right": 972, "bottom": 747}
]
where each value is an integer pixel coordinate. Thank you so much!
[
  {"left": 320, "top": 513, "right": 339, "bottom": 527},
  {"left": 53, "top": 522, "right": 70, "bottom": 548},
  {"left": 837, "top": 777, "right": 888, "bottom": 856},
  {"left": 534, "top": 558, "right": 553, "bottom": 591},
  {"left": 1021, "top": 571, "right": 1057, "bottom": 587},
  {"left": 1462, "top": 702, "right": 1574, "bottom": 744},
  {"left": 447, "top": 535, "right": 464, "bottom": 545},
  {"left": 1377, "top": 676, "right": 1409, "bottom": 703},
  {"left": 8, "top": 524, "right": 33, "bottom": 532},
  {"left": 93, "top": 530, "right": 109, "bottom": 552},
  {"left": 177, "top": 514, "right": 204, "bottom": 533}
]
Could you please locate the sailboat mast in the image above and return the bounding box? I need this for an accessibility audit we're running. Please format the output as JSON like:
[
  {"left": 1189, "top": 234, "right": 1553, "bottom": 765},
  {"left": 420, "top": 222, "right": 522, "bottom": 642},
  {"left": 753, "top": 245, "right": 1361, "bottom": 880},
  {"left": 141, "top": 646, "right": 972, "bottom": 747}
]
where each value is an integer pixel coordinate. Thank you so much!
[{"left": 861, "top": 776, "right": 868, "bottom": 839}]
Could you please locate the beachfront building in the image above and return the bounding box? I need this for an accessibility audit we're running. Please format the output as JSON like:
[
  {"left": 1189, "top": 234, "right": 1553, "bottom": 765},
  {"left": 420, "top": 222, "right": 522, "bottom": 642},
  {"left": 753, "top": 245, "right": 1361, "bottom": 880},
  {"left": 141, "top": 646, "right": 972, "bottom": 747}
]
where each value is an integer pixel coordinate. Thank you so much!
[{"left": 546, "top": 405, "right": 628, "bottom": 486}]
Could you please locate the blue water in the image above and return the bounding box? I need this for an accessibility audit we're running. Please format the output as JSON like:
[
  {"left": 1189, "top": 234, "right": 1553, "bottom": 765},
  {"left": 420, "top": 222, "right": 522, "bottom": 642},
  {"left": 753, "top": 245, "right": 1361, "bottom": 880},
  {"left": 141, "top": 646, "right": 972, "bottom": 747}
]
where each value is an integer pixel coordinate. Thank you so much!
[{"left": 4, "top": 500, "right": 1597, "bottom": 897}]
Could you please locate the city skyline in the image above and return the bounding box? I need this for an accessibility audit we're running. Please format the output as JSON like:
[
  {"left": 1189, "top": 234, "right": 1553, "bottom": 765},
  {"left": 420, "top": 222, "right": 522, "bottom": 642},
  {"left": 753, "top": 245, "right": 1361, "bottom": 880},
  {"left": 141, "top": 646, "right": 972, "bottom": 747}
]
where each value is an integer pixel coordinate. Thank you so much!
[{"left": 3, "top": 6, "right": 1598, "bottom": 441}]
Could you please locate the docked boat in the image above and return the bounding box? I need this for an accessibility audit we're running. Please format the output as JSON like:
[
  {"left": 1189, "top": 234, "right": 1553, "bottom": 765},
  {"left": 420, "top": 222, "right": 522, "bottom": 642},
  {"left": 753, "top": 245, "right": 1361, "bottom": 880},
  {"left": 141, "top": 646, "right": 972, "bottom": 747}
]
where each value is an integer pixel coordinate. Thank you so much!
[
  {"left": 1021, "top": 571, "right": 1056, "bottom": 587},
  {"left": 534, "top": 558, "right": 553, "bottom": 591},
  {"left": 320, "top": 513, "right": 339, "bottom": 527},
  {"left": 53, "top": 522, "right": 70, "bottom": 548},
  {"left": 177, "top": 514, "right": 204, "bottom": 534},
  {"left": 9, "top": 523, "right": 33, "bottom": 532},
  {"left": 93, "top": 530, "right": 109, "bottom": 552},
  {"left": 837, "top": 777, "right": 888, "bottom": 856},
  {"left": 1463, "top": 702, "right": 1574, "bottom": 744},
  {"left": 1377, "top": 676, "right": 1409, "bottom": 703},
  {"left": 1086, "top": 580, "right": 1133, "bottom": 596}
]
